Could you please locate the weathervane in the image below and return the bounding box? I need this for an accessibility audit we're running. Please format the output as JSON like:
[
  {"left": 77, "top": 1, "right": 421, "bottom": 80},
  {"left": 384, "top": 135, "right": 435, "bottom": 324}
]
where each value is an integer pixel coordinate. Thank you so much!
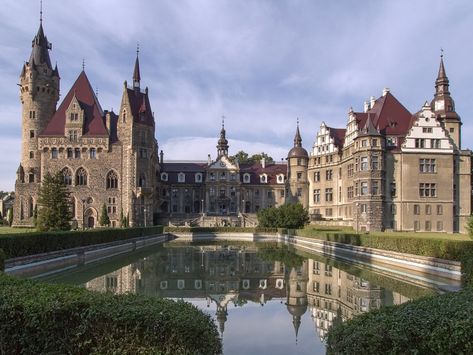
[
  {"left": 40, "top": 0, "right": 43, "bottom": 23},
  {"left": 82, "top": 58, "right": 85, "bottom": 71},
  {"left": 137, "top": 42, "right": 140, "bottom": 57},
  {"left": 222, "top": 115, "right": 225, "bottom": 128}
]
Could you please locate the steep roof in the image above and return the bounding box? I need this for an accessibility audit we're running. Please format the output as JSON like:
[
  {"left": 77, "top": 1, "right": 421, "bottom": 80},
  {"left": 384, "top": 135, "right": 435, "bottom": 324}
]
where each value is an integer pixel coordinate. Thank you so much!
[
  {"left": 29, "top": 23, "right": 52, "bottom": 69},
  {"left": 240, "top": 163, "right": 287, "bottom": 185},
  {"left": 125, "top": 88, "right": 155, "bottom": 127},
  {"left": 41, "top": 71, "right": 107, "bottom": 136},
  {"left": 329, "top": 127, "right": 346, "bottom": 147}
]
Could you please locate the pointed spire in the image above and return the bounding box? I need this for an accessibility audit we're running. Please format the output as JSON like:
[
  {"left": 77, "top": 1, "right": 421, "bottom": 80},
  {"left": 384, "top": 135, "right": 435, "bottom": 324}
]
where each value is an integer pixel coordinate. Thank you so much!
[
  {"left": 292, "top": 315, "right": 301, "bottom": 340},
  {"left": 40, "top": 0, "right": 43, "bottom": 23},
  {"left": 438, "top": 49, "right": 447, "bottom": 80},
  {"left": 29, "top": 12, "right": 52, "bottom": 69},
  {"left": 133, "top": 43, "right": 141, "bottom": 90},
  {"left": 217, "top": 115, "right": 229, "bottom": 157},
  {"left": 361, "top": 113, "right": 381, "bottom": 136},
  {"left": 435, "top": 49, "right": 450, "bottom": 96},
  {"left": 294, "top": 118, "right": 302, "bottom": 147}
]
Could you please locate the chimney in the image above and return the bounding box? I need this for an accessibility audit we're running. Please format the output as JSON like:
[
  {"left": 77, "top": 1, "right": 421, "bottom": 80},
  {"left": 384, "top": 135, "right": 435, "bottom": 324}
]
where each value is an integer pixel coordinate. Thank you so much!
[
  {"left": 208, "top": 154, "right": 212, "bottom": 165},
  {"left": 370, "top": 96, "right": 376, "bottom": 108},
  {"left": 261, "top": 157, "right": 266, "bottom": 169},
  {"left": 159, "top": 150, "right": 164, "bottom": 164},
  {"left": 383, "top": 87, "right": 390, "bottom": 96},
  {"left": 363, "top": 100, "right": 369, "bottom": 113},
  {"left": 105, "top": 111, "right": 111, "bottom": 133}
]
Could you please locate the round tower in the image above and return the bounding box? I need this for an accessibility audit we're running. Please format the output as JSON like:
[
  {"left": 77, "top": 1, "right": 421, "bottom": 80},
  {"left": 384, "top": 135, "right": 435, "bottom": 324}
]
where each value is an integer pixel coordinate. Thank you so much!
[{"left": 287, "top": 121, "right": 309, "bottom": 208}]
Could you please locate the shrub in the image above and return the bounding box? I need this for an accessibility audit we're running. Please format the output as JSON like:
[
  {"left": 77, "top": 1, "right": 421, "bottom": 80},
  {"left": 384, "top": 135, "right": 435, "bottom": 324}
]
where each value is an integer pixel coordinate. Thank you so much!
[
  {"left": 467, "top": 215, "right": 473, "bottom": 238},
  {"left": 326, "top": 286, "right": 473, "bottom": 354},
  {"left": 0, "top": 248, "right": 4, "bottom": 271},
  {"left": 0, "top": 225, "right": 164, "bottom": 259},
  {"left": 0, "top": 274, "right": 221, "bottom": 354},
  {"left": 99, "top": 203, "right": 111, "bottom": 227},
  {"left": 257, "top": 203, "right": 309, "bottom": 229}
]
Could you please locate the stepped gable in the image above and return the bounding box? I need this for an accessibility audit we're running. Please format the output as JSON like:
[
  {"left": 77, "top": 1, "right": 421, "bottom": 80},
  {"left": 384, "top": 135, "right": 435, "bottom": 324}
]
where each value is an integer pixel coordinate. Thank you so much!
[
  {"left": 125, "top": 88, "right": 155, "bottom": 127},
  {"left": 41, "top": 71, "right": 107, "bottom": 137},
  {"left": 240, "top": 162, "right": 287, "bottom": 185}
]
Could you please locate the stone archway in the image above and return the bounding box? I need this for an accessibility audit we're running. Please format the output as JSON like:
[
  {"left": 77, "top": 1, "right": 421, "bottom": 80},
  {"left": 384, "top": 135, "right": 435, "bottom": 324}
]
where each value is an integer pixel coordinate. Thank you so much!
[{"left": 84, "top": 207, "right": 97, "bottom": 229}]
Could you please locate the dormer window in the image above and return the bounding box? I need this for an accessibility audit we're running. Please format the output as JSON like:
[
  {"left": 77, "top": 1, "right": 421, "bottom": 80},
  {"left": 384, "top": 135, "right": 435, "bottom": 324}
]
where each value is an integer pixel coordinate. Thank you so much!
[
  {"left": 260, "top": 174, "right": 268, "bottom": 183},
  {"left": 243, "top": 173, "right": 251, "bottom": 183},
  {"left": 195, "top": 173, "right": 202, "bottom": 183},
  {"left": 277, "top": 174, "right": 284, "bottom": 184},
  {"left": 70, "top": 113, "right": 79, "bottom": 121},
  {"left": 161, "top": 172, "right": 168, "bottom": 182},
  {"left": 178, "top": 172, "right": 186, "bottom": 183}
]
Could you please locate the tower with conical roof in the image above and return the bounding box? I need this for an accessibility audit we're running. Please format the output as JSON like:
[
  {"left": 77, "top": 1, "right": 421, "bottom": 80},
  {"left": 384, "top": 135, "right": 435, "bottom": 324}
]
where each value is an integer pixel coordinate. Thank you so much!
[
  {"left": 217, "top": 118, "right": 229, "bottom": 158},
  {"left": 431, "top": 52, "right": 462, "bottom": 149},
  {"left": 287, "top": 121, "right": 309, "bottom": 208},
  {"left": 14, "top": 12, "right": 60, "bottom": 226}
]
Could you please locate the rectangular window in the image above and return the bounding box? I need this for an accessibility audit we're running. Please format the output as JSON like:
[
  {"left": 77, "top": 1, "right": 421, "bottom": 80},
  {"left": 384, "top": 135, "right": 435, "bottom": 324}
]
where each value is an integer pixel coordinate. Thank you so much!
[
  {"left": 361, "top": 204, "right": 367, "bottom": 213},
  {"left": 361, "top": 139, "right": 367, "bottom": 147},
  {"left": 431, "top": 139, "right": 441, "bottom": 148},
  {"left": 75, "top": 148, "right": 81, "bottom": 159},
  {"left": 314, "top": 171, "right": 320, "bottom": 182},
  {"left": 347, "top": 164, "right": 354, "bottom": 177},
  {"left": 325, "top": 208, "right": 333, "bottom": 217},
  {"left": 425, "top": 221, "right": 431, "bottom": 231},
  {"left": 67, "top": 148, "right": 73, "bottom": 159},
  {"left": 347, "top": 186, "right": 354, "bottom": 199},
  {"left": 371, "top": 181, "right": 379, "bottom": 195},
  {"left": 29, "top": 110, "right": 36, "bottom": 119},
  {"left": 437, "top": 205, "right": 443, "bottom": 215},
  {"left": 280, "top": 190, "right": 284, "bottom": 198},
  {"left": 29, "top": 130, "right": 35, "bottom": 138},
  {"left": 29, "top": 151, "right": 34, "bottom": 159},
  {"left": 360, "top": 156, "right": 368, "bottom": 171},
  {"left": 437, "top": 221, "right": 443, "bottom": 231},
  {"left": 313, "top": 189, "right": 320, "bottom": 204},
  {"left": 391, "top": 182, "right": 396, "bottom": 197},
  {"left": 89, "top": 148, "right": 96, "bottom": 159},
  {"left": 371, "top": 155, "right": 379, "bottom": 170},
  {"left": 426, "top": 205, "right": 431, "bottom": 215},
  {"left": 297, "top": 188, "right": 302, "bottom": 197},
  {"left": 372, "top": 138, "right": 378, "bottom": 146},
  {"left": 325, "top": 188, "right": 333, "bottom": 202},
  {"left": 297, "top": 172, "right": 302, "bottom": 181},
  {"left": 419, "top": 159, "right": 436, "bottom": 173},
  {"left": 414, "top": 204, "right": 420, "bottom": 215},
  {"left": 419, "top": 183, "right": 437, "bottom": 197},
  {"left": 391, "top": 204, "right": 397, "bottom": 215},
  {"left": 422, "top": 127, "right": 433, "bottom": 133},
  {"left": 414, "top": 221, "right": 420, "bottom": 231},
  {"left": 326, "top": 170, "right": 333, "bottom": 181},
  {"left": 51, "top": 148, "right": 58, "bottom": 159},
  {"left": 415, "top": 139, "right": 426, "bottom": 148},
  {"left": 360, "top": 182, "right": 368, "bottom": 195}
]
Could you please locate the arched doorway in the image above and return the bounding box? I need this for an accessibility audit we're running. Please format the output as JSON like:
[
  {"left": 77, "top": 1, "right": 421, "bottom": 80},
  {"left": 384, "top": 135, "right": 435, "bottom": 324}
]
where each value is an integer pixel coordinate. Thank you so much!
[{"left": 87, "top": 216, "right": 95, "bottom": 228}]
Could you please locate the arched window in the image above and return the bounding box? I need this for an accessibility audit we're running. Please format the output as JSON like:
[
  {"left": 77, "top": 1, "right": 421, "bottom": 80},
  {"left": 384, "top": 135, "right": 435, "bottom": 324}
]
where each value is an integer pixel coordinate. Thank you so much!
[
  {"left": 106, "top": 170, "right": 119, "bottom": 189},
  {"left": 76, "top": 167, "right": 87, "bottom": 186},
  {"left": 62, "top": 167, "right": 73, "bottom": 185},
  {"left": 138, "top": 174, "right": 147, "bottom": 188}
]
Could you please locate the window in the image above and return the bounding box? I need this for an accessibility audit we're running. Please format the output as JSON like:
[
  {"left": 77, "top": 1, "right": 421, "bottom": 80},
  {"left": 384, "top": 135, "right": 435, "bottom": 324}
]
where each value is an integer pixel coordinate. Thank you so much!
[
  {"left": 371, "top": 155, "right": 379, "bottom": 170},
  {"left": 277, "top": 174, "right": 284, "bottom": 183},
  {"left": 414, "top": 221, "right": 420, "bottom": 231},
  {"left": 431, "top": 139, "right": 441, "bottom": 149},
  {"left": 29, "top": 110, "right": 36, "bottom": 119},
  {"left": 138, "top": 174, "right": 147, "bottom": 187},
  {"left": 415, "top": 139, "right": 426, "bottom": 148},
  {"left": 122, "top": 110, "right": 127, "bottom": 123},
  {"left": 419, "top": 159, "right": 436, "bottom": 173},
  {"left": 422, "top": 127, "right": 433, "bottom": 133},
  {"left": 426, "top": 205, "right": 431, "bottom": 215},
  {"left": 296, "top": 188, "right": 302, "bottom": 197},
  {"left": 313, "top": 282, "right": 320, "bottom": 293},
  {"left": 220, "top": 172, "right": 226, "bottom": 181},
  {"left": 28, "top": 172, "right": 35, "bottom": 183},
  {"left": 29, "top": 151, "right": 34, "bottom": 159},
  {"left": 297, "top": 172, "right": 302, "bottom": 181},
  {"left": 325, "top": 188, "right": 333, "bottom": 202},
  {"left": 372, "top": 139, "right": 378, "bottom": 147},
  {"left": 425, "top": 221, "right": 431, "bottom": 231},
  {"left": 387, "top": 137, "right": 396, "bottom": 146},
  {"left": 360, "top": 204, "right": 367, "bottom": 213},
  {"left": 139, "top": 148, "right": 148, "bottom": 159},
  {"left": 360, "top": 156, "right": 368, "bottom": 171},
  {"left": 243, "top": 173, "right": 250, "bottom": 183},
  {"left": 195, "top": 173, "right": 202, "bottom": 183},
  {"left": 371, "top": 181, "right": 379, "bottom": 195},
  {"left": 260, "top": 174, "right": 267, "bottom": 183},
  {"left": 76, "top": 167, "right": 87, "bottom": 186},
  {"left": 326, "top": 170, "right": 333, "bottom": 180},
  {"left": 67, "top": 148, "right": 73, "bottom": 159},
  {"left": 437, "top": 221, "right": 443, "bottom": 231},
  {"left": 280, "top": 190, "right": 285, "bottom": 197},
  {"left": 413, "top": 204, "right": 421, "bottom": 215},
  {"left": 437, "top": 205, "right": 443, "bottom": 215},
  {"left": 391, "top": 204, "right": 397, "bottom": 215},
  {"left": 391, "top": 182, "right": 396, "bottom": 197},
  {"left": 230, "top": 173, "right": 236, "bottom": 181},
  {"left": 29, "top": 130, "right": 35, "bottom": 138},
  {"left": 70, "top": 112, "right": 79, "bottom": 121},
  {"left": 178, "top": 173, "right": 185, "bottom": 183},
  {"left": 347, "top": 164, "right": 354, "bottom": 177},
  {"left": 51, "top": 148, "right": 58, "bottom": 159},
  {"left": 325, "top": 284, "right": 332, "bottom": 295},
  {"left": 360, "top": 182, "right": 368, "bottom": 195},
  {"left": 347, "top": 186, "right": 354, "bottom": 199},
  {"left": 449, "top": 127, "right": 454, "bottom": 133},
  {"left": 267, "top": 190, "right": 272, "bottom": 199},
  {"left": 314, "top": 171, "right": 320, "bottom": 182},
  {"left": 74, "top": 148, "right": 81, "bottom": 159},
  {"left": 89, "top": 148, "right": 96, "bottom": 159},
  {"left": 419, "top": 183, "right": 437, "bottom": 197},
  {"left": 325, "top": 208, "right": 332, "bottom": 217},
  {"left": 62, "top": 168, "right": 72, "bottom": 185},
  {"left": 313, "top": 189, "right": 320, "bottom": 203},
  {"left": 106, "top": 170, "right": 118, "bottom": 189}
]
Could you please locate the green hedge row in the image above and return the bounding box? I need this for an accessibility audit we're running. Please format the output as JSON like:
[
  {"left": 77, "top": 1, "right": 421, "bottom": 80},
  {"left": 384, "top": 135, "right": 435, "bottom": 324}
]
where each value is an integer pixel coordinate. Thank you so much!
[
  {"left": 0, "top": 226, "right": 164, "bottom": 259},
  {"left": 164, "top": 226, "right": 279, "bottom": 234},
  {"left": 0, "top": 274, "right": 221, "bottom": 354},
  {"left": 0, "top": 248, "right": 4, "bottom": 271},
  {"left": 326, "top": 286, "right": 473, "bottom": 354}
]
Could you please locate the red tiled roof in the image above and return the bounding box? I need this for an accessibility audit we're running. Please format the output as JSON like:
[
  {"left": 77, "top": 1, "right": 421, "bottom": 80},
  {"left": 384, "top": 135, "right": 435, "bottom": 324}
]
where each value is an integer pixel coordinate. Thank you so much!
[
  {"left": 329, "top": 127, "right": 346, "bottom": 147},
  {"left": 125, "top": 88, "right": 155, "bottom": 127},
  {"left": 41, "top": 71, "right": 108, "bottom": 137}
]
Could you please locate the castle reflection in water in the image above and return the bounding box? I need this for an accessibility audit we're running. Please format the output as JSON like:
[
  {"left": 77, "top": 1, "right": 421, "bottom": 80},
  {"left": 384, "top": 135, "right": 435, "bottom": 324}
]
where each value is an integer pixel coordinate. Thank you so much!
[{"left": 85, "top": 244, "right": 411, "bottom": 341}]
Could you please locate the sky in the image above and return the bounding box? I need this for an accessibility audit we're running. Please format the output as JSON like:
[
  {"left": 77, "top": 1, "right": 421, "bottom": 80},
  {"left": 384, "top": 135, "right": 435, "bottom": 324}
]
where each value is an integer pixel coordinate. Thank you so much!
[{"left": 1, "top": 0, "right": 473, "bottom": 191}]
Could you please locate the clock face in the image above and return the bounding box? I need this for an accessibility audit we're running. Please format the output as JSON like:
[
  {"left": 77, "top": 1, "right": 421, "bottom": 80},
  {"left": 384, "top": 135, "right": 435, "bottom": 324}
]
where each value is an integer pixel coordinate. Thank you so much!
[
  {"left": 220, "top": 162, "right": 225, "bottom": 167},
  {"left": 435, "top": 101, "right": 444, "bottom": 111}
]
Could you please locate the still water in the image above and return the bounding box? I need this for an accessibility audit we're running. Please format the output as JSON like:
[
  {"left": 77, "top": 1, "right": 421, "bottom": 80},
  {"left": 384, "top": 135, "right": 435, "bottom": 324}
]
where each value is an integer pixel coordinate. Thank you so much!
[{"left": 45, "top": 241, "right": 439, "bottom": 354}]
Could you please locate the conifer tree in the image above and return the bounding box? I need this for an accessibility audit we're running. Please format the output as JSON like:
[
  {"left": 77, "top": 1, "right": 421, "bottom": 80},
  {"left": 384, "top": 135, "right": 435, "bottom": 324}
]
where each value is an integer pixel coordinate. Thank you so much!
[
  {"left": 120, "top": 209, "right": 124, "bottom": 228},
  {"left": 37, "top": 172, "right": 72, "bottom": 231},
  {"left": 99, "top": 203, "right": 110, "bottom": 227}
]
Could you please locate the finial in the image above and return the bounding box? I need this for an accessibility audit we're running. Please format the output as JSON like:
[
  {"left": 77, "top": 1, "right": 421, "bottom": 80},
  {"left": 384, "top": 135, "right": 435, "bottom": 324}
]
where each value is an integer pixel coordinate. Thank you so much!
[
  {"left": 95, "top": 87, "right": 98, "bottom": 96},
  {"left": 82, "top": 58, "right": 85, "bottom": 71},
  {"left": 440, "top": 48, "right": 444, "bottom": 58},
  {"left": 136, "top": 42, "right": 140, "bottom": 57},
  {"left": 296, "top": 117, "right": 299, "bottom": 127},
  {"left": 221, "top": 115, "right": 225, "bottom": 128},
  {"left": 40, "top": 0, "right": 43, "bottom": 23}
]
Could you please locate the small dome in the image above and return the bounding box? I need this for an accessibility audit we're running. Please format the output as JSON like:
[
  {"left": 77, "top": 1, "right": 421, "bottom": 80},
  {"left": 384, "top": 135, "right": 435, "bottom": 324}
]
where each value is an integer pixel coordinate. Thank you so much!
[
  {"left": 288, "top": 146, "right": 308, "bottom": 159},
  {"left": 287, "top": 303, "right": 308, "bottom": 317}
]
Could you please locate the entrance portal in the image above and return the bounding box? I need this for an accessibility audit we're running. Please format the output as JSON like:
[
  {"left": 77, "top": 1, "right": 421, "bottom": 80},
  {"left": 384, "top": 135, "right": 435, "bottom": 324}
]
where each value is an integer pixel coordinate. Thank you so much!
[{"left": 87, "top": 216, "right": 95, "bottom": 228}]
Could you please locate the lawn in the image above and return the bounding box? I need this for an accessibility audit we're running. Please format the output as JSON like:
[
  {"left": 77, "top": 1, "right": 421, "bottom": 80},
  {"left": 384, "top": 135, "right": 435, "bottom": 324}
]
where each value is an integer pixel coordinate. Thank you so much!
[{"left": 0, "top": 227, "right": 37, "bottom": 235}]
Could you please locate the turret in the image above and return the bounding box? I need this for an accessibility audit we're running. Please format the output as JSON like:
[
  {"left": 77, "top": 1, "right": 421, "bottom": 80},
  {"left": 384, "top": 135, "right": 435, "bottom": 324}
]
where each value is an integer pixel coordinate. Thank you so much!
[
  {"left": 133, "top": 44, "right": 141, "bottom": 92},
  {"left": 287, "top": 121, "right": 309, "bottom": 208},
  {"left": 431, "top": 52, "right": 461, "bottom": 149},
  {"left": 216, "top": 118, "right": 229, "bottom": 158}
]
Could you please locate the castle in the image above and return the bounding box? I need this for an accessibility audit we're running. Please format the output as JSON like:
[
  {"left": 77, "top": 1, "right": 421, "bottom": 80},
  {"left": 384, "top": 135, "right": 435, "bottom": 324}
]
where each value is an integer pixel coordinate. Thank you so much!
[{"left": 13, "top": 20, "right": 472, "bottom": 233}]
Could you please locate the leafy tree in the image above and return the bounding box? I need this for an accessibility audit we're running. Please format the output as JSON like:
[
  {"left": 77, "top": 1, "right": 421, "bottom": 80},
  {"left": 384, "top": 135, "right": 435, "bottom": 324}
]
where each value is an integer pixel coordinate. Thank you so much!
[
  {"left": 36, "top": 172, "right": 72, "bottom": 231},
  {"left": 99, "top": 204, "right": 110, "bottom": 227},
  {"left": 229, "top": 151, "right": 274, "bottom": 164},
  {"left": 249, "top": 152, "right": 274, "bottom": 164},
  {"left": 32, "top": 204, "right": 38, "bottom": 227},
  {"left": 467, "top": 215, "right": 473, "bottom": 237},
  {"left": 6, "top": 208, "right": 13, "bottom": 226},
  {"left": 230, "top": 151, "right": 249, "bottom": 163},
  {"left": 257, "top": 203, "right": 309, "bottom": 229}
]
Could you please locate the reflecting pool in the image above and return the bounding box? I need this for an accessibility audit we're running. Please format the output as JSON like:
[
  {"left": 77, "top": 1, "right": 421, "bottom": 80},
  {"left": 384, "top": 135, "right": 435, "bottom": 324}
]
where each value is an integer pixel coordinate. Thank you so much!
[{"left": 45, "top": 241, "right": 440, "bottom": 354}]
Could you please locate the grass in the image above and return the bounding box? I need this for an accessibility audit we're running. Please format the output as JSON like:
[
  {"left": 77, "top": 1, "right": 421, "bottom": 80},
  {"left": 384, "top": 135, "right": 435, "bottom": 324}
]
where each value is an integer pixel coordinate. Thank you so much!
[{"left": 0, "top": 226, "right": 37, "bottom": 235}]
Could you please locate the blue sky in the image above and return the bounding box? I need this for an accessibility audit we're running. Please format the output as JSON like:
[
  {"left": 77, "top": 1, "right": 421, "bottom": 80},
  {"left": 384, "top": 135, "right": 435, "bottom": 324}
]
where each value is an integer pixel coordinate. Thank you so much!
[{"left": 1, "top": 0, "right": 473, "bottom": 191}]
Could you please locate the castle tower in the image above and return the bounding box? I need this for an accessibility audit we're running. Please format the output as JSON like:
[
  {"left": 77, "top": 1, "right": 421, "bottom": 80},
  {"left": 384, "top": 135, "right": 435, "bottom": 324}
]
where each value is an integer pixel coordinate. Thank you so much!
[
  {"left": 14, "top": 18, "right": 60, "bottom": 226},
  {"left": 285, "top": 261, "right": 308, "bottom": 341},
  {"left": 287, "top": 122, "right": 309, "bottom": 208},
  {"left": 217, "top": 119, "right": 229, "bottom": 158},
  {"left": 431, "top": 53, "right": 461, "bottom": 149}
]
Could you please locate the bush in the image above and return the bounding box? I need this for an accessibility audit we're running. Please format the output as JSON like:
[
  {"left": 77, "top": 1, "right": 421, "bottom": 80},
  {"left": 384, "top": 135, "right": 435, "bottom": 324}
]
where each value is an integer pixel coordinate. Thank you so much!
[
  {"left": 0, "top": 274, "right": 221, "bottom": 354},
  {"left": 164, "top": 226, "right": 279, "bottom": 234},
  {"left": 257, "top": 203, "right": 309, "bottom": 229},
  {"left": 326, "top": 286, "right": 473, "bottom": 354},
  {"left": 0, "top": 248, "right": 4, "bottom": 271},
  {"left": 0, "top": 226, "right": 164, "bottom": 259}
]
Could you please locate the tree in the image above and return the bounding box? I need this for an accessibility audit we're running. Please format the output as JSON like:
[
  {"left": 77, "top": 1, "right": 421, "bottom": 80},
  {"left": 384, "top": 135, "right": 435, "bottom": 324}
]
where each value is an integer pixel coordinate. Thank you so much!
[
  {"left": 6, "top": 208, "right": 13, "bottom": 226},
  {"left": 229, "top": 151, "right": 249, "bottom": 163},
  {"left": 249, "top": 152, "right": 274, "bottom": 164},
  {"left": 467, "top": 215, "right": 473, "bottom": 237},
  {"left": 120, "top": 209, "right": 125, "bottom": 228},
  {"left": 32, "top": 204, "right": 38, "bottom": 227},
  {"left": 257, "top": 203, "right": 309, "bottom": 229},
  {"left": 99, "top": 204, "right": 110, "bottom": 227},
  {"left": 229, "top": 151, "right": 274, "bottom": 164},
  {"left": 36, "top": 172, "right": 72, "bottom": 231}
]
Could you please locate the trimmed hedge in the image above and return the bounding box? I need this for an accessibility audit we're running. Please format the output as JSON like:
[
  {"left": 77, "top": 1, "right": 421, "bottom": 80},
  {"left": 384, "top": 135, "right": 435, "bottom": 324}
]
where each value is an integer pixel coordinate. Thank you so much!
[
  {"left": 326, "top": 286, "right": 473, "bottom": 354},
  {"left": 0, "top": 274, "right": 221, "bottom": 354},
  {"left": 164, "top": 226, "right": 278, "bottom": 234},
  {"left": 0, "top": 226, "right": 164, "bottom": 259},
  {"left": 294, "top": 228, "right": 473, "bottom": 286},
  {"left": 0, "top": 248, "right": 4, "bottom": 271}
]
